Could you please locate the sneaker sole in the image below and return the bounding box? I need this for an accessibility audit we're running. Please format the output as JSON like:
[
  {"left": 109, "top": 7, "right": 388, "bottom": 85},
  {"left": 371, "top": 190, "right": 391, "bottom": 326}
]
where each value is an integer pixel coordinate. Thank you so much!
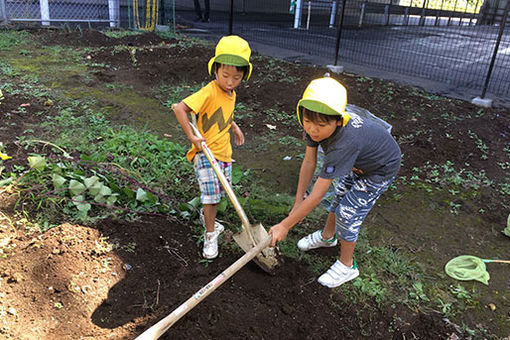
[
  {"left": 318, "top": 271, "right": 359, "bottom": 288},
  {"left": 202, "top": 251, "right": 218, "bottom": 259},
  {"left": 298, "top": 239, "right": 338, "bottom": 251}
]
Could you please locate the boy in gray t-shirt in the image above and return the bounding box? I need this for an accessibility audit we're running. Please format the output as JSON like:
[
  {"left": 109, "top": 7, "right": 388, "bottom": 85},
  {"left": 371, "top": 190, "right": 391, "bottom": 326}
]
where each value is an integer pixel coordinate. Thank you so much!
[{"left": 269, "top": 76, "right": 401, "bottom": 288}]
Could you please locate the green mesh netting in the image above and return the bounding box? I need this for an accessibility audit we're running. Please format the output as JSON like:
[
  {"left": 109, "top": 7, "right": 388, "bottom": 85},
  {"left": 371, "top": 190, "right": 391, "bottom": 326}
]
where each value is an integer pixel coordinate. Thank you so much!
[{"left": 444, "top": 255, "right": 490, "bottom": 285}]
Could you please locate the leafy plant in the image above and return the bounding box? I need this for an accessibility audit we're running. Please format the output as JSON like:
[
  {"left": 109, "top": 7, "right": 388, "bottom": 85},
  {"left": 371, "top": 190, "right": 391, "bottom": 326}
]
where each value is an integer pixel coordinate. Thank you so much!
[{"left": 503, "top": 213, "right": 510, "bottom": 237}]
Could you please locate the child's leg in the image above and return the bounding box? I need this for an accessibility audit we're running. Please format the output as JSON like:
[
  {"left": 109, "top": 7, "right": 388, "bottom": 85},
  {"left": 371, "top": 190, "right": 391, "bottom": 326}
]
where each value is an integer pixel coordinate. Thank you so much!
[
  {"left": 323, "top": 174, "right": 355, "bottom": 239},
  {"left": 339, "top": 240, "right": 356, "bottom": 267},
  {"left": 202, "top": 203, "right": 217, "bottom": 233},
  {"left": 335, "top": 175, "right": 395, "bottom": 265},
  {"left": 318, "top": 175, "right": 395, "bottom": 287},
  {"left": 321, "top": 212, "right": 336, "bottom": 240},
  {"left": 296, "top": 175, "right": 353, "bottom": 251}
]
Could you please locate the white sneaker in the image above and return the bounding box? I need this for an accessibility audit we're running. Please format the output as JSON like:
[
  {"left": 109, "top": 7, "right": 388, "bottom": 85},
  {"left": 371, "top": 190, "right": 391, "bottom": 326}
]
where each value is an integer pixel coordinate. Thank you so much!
[
  {"left": 297, "top": 230, "right": 338, "bottom": 251},
  {"left": 199, "top": 208, "right": 225, "bottom": 234},
  {"left": 202, "top": 231, "right": 219, "bottom": 259},
  {"left": 318, "top": 259, "right": 359, "bottom": 288}
]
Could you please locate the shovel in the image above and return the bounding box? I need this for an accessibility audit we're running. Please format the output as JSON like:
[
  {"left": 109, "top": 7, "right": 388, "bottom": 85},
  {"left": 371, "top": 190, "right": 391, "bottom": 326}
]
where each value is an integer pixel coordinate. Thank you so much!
[
  {"left": 187, "top": 121, "right": 279, "bottom": 273},
  {"left": 135, "top": 123, "right": 279, "bottom": 339}
]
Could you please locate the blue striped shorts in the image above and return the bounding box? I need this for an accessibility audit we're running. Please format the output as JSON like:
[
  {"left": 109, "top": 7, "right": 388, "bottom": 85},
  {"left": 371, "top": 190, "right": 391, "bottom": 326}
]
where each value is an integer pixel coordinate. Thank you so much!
[
  {"left": 328, "top": 173, "right": 394, "bottom": 242},
  {"left": 193, "top": 153, "right": 232, "bottom": 205}
]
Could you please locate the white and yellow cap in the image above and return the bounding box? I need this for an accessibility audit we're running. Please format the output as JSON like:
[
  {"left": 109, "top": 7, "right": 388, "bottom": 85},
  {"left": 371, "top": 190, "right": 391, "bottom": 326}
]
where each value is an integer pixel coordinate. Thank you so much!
[
  {"left": 208, "top": 35, "right": 253, "bottom": 80},
  {"left": 296, "top": 76, "right": 348, "bottom": 126}
]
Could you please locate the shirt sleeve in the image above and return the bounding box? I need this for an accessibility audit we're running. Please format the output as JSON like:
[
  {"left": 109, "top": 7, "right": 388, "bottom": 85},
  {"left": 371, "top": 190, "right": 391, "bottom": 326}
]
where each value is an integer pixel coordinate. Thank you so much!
[{"left": 183, "top": 86, "right": 210, "bottom": 115}]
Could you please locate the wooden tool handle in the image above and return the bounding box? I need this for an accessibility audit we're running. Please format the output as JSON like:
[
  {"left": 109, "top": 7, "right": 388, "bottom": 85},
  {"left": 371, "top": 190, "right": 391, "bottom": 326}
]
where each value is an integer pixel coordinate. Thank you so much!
[
  {"left": 189, "top": 123, "right": 253, "bottom": 231},
  {"left": 135, "top": 234, "right": 272, "bottom": 340}
]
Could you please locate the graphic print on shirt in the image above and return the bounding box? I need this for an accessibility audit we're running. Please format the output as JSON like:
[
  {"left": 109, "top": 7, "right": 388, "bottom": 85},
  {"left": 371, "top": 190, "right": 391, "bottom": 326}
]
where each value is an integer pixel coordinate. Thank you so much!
[
  {"left": 201, "top": 107, "right": 233, "bottom": 134},
  {"left": 349, "top": 113, "right": 364, "bottom": 128}
]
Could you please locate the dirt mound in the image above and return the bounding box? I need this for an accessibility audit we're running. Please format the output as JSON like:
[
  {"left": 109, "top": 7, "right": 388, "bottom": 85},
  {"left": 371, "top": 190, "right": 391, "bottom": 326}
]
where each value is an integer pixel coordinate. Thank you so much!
[
  {"left": 33, "top": 29, "right": 165, "bottom": 47},
  {"left": 0, "top": 204, "right": 460, "bottom": 339}
]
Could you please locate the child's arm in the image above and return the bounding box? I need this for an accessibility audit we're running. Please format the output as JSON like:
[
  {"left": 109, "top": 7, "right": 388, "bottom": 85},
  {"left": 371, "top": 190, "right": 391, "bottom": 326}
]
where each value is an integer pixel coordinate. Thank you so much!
[
  {"left": 269, "top": 176, "right": 333, "bottom": 247},
  {"left": 291, "top": 146, "right": 317, "bottom": 213},
  {"left": 172, "top": 102, "right": 205, "bottom": 150},
  {"left": 231, "top": 121, "right": 245, "bottom": 146}
]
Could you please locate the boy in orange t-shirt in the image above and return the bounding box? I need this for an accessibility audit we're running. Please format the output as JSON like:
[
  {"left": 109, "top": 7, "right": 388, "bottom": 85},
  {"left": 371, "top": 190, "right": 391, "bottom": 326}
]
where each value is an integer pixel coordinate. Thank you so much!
[{"left": 172, "top": 35, "right": 252, "bottom": 259}]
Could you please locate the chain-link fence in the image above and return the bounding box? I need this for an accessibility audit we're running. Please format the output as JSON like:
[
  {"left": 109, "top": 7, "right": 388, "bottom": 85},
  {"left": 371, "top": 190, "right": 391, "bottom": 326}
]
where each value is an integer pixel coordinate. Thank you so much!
[
  {"left": 1, "top": 0, "right": 120, "bottom": 26},
  {"left": 171, "top": 0, "right": 510, "bottom": 100},
  {"left": 2, "top": 0, "right": 508, "bottom": 100}
]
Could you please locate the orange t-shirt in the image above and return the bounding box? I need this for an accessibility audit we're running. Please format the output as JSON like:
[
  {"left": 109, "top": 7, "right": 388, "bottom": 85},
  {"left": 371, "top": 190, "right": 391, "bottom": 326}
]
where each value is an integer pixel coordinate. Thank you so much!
[{"left": 183, "top": 80, "right": 236, "bottom": 162}]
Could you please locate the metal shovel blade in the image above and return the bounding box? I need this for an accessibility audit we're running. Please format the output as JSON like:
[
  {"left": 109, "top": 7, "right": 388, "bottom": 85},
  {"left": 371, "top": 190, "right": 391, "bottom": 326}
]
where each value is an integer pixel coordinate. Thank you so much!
[{"left": 232, "top": 223, "right": 279, "bottom": 274}]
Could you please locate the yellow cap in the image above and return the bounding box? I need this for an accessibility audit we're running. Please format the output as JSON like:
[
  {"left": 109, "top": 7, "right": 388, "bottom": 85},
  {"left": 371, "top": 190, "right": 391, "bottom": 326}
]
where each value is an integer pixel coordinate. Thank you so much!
[
  {"left": 296, "top": 77, "right": 348, "bottom": 126},
  {"left": 208, "top": 35, "right": 253, "bottom": 80}
]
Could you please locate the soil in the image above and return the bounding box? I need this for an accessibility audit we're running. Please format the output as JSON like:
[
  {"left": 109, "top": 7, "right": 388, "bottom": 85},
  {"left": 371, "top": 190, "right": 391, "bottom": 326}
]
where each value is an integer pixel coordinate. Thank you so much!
[{"left": 1, "top": 28, "right": 509, "bottom": 339}]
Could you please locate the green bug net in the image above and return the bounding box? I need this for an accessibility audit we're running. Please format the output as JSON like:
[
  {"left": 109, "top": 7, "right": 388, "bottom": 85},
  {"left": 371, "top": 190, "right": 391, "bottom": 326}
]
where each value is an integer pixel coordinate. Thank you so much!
[
  {"left": 445, "top": 255, "right": 490, "bottom": 285},
  {"left": 445, "top": 255, "right": 510, "bottom": 285}
]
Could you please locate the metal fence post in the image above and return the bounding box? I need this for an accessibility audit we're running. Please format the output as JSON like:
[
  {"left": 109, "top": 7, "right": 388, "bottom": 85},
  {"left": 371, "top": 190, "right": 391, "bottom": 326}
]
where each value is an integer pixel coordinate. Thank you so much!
[
  {"left": 229, "top": 0, "right": 234, "bottom": 35},
  {"left": 0, "top": 0, "right": 7, "bottom": 24},
  {"left": 333, "top": 0, "right": 347, "bottom": 65},
  {"left": 419, "top": 0, "right": 427, "bottom": 26},
  {"left": 109, "top": 0, "right": 119, "bottom": 28},
  {"left": 480, "top": 1, "right": 510, "bottom": 98},
  {"left": 359, "top": 3, "right": 365, "bottom": 27},
  {"left": 329, "top": 1, "right": 337, "bottom": 28},
  {"left": 40, "top": 0, "right": 50, "bottom": 26},
  {"left": 294, "top": 0, "right": 303, "bottom": 28}
]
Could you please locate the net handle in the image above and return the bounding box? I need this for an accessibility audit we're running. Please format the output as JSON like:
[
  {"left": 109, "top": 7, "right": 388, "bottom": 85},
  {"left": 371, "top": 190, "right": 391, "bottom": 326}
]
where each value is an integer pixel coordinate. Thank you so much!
[{"left": 484, "top": 259, "right": 510, "bottom": 264}]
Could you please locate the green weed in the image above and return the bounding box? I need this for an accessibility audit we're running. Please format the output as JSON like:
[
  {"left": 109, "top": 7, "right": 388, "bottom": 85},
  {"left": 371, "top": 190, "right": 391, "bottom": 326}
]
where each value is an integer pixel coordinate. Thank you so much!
[
  {"left": 103, "top": 30, "right": 142, "bottom": 39},
  {"left": 159, "top": 83, "right": 204, "bottom": 108},
  {"left": 0, "top": 30, "right": 31, "bottom": 49}
]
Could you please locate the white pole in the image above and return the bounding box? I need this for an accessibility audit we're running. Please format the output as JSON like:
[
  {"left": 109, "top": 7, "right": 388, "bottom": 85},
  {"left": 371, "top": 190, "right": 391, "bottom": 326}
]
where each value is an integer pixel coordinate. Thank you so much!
[
  {"left": 108, "top": 0, "right": 119, "bottom": 27},
  {"left": 329, "top": 0, "right": 337, "bottom": 28},
  {"left": 40, "top": 0, "right": 50, "bottom": 26},
  {"left": 0, "top": 0, "right": 7, "bottom": 23},
  {"left": 306, "top": 1, "right": 311, "bottom": 29},
  {"left": 359, "top": 3, "right": 365, "bottom": 27},
  {"left": 293, "top": 0, "right": 302, "bottom": 28}
]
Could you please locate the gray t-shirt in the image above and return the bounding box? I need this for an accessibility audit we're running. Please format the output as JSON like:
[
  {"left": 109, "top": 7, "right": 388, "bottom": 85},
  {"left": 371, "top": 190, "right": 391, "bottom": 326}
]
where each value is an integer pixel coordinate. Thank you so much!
[{"left": 306, "top": 113, "right": 401, "bottom": 181}]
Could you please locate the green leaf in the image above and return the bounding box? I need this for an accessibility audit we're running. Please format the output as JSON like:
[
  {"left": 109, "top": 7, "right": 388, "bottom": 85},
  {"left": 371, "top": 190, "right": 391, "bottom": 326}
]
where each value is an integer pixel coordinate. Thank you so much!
[
  {"left": 52, "top": 174, "right": 67, "bottom": 189},
  {"left": 503, "top": 213, "right": 510, "bottom": 237},
  {"left": 72, "top": 195, "right": 91, "bottom": 212},
  {"left": 99, "top": 185, "right": 112, "bottom": 196},
  {"left": 27, "top": 156, "right": 46, "bottom": 171},
  {"left": 84, "top": 176, "right": 100, "bottom": 189},
  {"left": 217, "top": 198, "right": 228, "bottom": 212},
  {"left": 178, "top": 202, "right": 190, "bottom": 212},
  {"left": 146, "top": 191, "right": 157, "bottom": 204},
  {"left": 106, "top": 194, "right": 118, "bottom": 207},
  {"left": 69, "top": 179, "right": 86, "bottom": 196},
  {"left": 136, "top": 188, "right": 148, "bottom": 202},
  {"left": 0, "top": 177, "right": 13, "bottom": 186},
  {"left": 123, "top": 187, "right": 135, "bottom": 200},
  {"left": 94, "top": 193, "right": 106, "bottom": 203},
  {"left": 187, "top": 197, "right": 200, "bottom": 209}
]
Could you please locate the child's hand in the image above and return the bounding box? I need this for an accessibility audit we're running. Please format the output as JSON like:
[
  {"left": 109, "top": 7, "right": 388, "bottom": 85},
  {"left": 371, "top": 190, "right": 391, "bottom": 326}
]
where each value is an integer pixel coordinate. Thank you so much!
[
  {"left": 268, "top": 223, "right": 289, "bottom": 247},
  {"left": 191, "top": 135, "right": 206, "bottom": 150},
  {"left": 231, "top": 122, "right": 245, "bottom": 146}
]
